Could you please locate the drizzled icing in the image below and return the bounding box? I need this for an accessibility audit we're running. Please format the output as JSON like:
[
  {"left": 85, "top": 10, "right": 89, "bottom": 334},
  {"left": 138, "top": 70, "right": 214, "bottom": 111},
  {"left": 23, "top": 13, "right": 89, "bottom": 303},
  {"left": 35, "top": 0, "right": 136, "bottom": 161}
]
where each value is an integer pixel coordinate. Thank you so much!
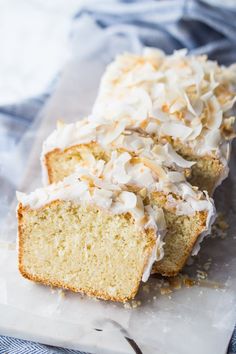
[
  {"left": 17, "top": 172, "right": 166, "bottom": 282},
  {"left": 93, "top": 47, "right": 236, "bottom": 158}
]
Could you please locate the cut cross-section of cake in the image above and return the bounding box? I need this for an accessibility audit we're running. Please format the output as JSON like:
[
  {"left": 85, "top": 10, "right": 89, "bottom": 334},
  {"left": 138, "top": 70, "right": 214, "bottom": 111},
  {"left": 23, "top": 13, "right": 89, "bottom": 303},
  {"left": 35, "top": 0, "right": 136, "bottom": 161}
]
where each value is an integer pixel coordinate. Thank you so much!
[
  {"left": 93, "top": 48, "right": 236, "bottom": 194},
  {"left": 17, "top": 174, "right": 165, "bottom": 302},
  {"left": 41, "top": 122, "right": 215, "bottom": 276}
]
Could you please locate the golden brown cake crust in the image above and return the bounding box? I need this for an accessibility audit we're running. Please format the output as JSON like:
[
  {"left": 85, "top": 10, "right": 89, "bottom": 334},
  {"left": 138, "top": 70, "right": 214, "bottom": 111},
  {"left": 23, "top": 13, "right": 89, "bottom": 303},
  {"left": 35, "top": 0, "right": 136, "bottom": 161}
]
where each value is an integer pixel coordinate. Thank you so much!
[{"left": 45, "top": 148, "right": 61, "bottom": 184}]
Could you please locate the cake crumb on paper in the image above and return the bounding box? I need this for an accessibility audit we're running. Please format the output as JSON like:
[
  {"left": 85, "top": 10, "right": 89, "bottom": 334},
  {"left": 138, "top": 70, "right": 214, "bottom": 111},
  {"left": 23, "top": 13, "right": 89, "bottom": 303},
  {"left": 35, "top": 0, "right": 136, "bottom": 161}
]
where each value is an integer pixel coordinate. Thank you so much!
[
  {"left": 124, "top": 300, "right": 141, "bottom": 309},
  {"left": 196, "top": 270, "right": 208, "bottom": 280},
  {"left": 124, "top": 302, "right": 132, "bottom": 309},
  {"left": 58, "top": 289, "right": 66, "bottom": 298},
  {"left": 160, "top": 287, "right": 173, "bottom": 295}
]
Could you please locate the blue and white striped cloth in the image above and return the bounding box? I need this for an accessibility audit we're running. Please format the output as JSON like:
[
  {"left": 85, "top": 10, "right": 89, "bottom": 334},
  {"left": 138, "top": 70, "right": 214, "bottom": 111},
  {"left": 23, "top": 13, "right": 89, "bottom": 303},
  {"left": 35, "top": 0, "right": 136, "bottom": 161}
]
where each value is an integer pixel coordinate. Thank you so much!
[
  {"left": 0, "top": 1, "right": 236, "bottom": 353},
  {"left": 0, "top": 335, "right": 89, "bottom": 354}
]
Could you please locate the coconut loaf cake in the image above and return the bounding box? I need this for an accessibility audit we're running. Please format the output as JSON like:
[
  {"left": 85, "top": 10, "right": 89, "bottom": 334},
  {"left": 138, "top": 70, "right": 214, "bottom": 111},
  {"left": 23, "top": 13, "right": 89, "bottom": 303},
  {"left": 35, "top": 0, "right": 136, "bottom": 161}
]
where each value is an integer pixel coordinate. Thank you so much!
[
  {"left": 93, "top": 48, "right": 236, "bottom": 194},
  {"left": 17, "top": 173, "right": 165, "bottom": 302},
  {"left": 41, "top": 121, "right": 215, "bottom": 276}
]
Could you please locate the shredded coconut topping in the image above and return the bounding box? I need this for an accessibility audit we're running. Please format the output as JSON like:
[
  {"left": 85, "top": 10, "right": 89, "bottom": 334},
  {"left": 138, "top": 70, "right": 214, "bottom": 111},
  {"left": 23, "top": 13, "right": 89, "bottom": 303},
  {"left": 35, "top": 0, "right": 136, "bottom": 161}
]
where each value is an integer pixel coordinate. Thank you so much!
[
  {"left": 42, "top": 118, "right": 195, "bottom": 184},
  {"left": 42, "top": 116, "right": 215, "bottom": 217},
  {"left": 72, "top": 149, "right": 215, "bottom": 219},
  {"left": 93, "top": 47, "right": 236, "bottom": 157}
]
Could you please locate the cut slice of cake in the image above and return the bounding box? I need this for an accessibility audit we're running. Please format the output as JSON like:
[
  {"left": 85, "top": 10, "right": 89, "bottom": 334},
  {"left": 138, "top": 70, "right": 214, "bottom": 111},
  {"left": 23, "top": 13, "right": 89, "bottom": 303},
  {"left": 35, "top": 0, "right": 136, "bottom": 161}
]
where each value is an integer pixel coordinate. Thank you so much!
[
  {"left": 41, "top": 124, "right": 215, "bottom": 276},
  {"left": 93, "top": 48, "right": 236, "bottom": 194},
  {"left": 17, "top": 174, "right": 164, "bottom": 302}
]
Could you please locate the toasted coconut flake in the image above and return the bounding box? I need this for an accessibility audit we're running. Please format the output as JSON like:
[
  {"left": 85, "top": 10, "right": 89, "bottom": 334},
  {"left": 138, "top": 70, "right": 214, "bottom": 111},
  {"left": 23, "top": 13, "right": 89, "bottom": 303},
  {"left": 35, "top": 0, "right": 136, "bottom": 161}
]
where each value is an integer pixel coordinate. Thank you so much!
[
  {"left": 111, "top": 152, "right": 132, "bottom": 184},
  {"left": 153, "top": 206, "right": 166, "bottom": 231},
  {"left": 188, "top": 121, "right": 203, "bottom": 140},
  {"left": 102, "top": 120, "right": 127, "bottom": 145},
  {"left": 151, "top": 83, "right": 165, "bottom": 99},
  {"left": 184, "top": 92, "right": 196, "bottom": 116},
  {"left": 119, "top": 191, "right": 137, "bottom": 209},
  {"left": 138, "top": 187, "right": 147, "bottom": 198},
  {"left": 139, "top": 157, "right": 167, "bottom": 180},
  {"left": 143, "top": 47, "right": 165, "bottom": 60},
  {"left": 93, "top": 188, "right": 113, "bottom": 208},
  {"left": 169, "top": 98, "right": 186, "bottom": 114},
  {"left": 79, "top": 150, "right": 96, "bottom": 166},
  {"left": 203, "top": 130, "right": 222, "bottom": 151},
  {"left": 165, "top": 144, "right": 195, "bottom": 168},
  {"left": 167, "top": 171, "right": 186, "bottom": 183},
  {"left": 201, "top": 91, "right": 213, "bottom": 101},
  {"left": 206, "top": 97, "right": 223, "bottom": 130},
  {"left": 160, "top": 122, "right": 193, "bottom": 140},
  {"left": 223, "top": 116, "right": 235, "bottom": 129},
  {"left": 222, "top": 96, "right": 236, "bottom": 112},
  {"left": 152, "top": 107, "right": 169, "bottom": 121}
]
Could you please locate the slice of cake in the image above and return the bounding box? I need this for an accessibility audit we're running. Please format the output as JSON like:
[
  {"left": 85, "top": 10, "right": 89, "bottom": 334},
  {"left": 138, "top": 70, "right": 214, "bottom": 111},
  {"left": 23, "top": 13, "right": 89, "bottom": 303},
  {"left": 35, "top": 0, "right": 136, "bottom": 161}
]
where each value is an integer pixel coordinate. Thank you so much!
[
  {"left": 17, "top": 174, "right": 164, "bottom": 302},
  {"left": 41, "top": 124, "right": 215, "bottom": 276},
  {"left": 92, "top": 48, "right": 236, "bottom": 194}
]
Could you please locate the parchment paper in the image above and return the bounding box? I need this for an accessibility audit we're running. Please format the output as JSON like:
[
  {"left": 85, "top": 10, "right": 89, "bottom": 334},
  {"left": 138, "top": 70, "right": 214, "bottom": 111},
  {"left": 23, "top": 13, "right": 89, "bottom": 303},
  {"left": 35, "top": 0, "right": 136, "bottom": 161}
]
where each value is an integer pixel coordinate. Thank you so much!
[{"left": 0, "top": 49, "right": 236, "bottom": 354}]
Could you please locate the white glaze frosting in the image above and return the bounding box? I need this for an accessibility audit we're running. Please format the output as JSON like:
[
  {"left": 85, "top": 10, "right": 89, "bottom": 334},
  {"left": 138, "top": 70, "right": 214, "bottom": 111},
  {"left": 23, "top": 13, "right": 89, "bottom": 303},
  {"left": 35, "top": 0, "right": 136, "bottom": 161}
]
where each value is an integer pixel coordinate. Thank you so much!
[{"left": 93, "top": 47, "right": 236, "bottom": 166}]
